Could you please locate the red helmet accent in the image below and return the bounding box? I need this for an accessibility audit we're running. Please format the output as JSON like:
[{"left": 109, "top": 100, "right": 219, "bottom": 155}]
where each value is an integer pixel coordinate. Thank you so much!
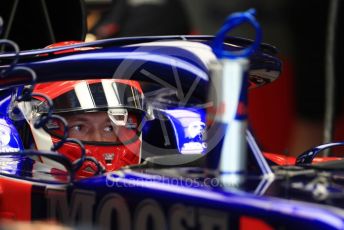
[{"left": 51, "top": 137, "right": 141, "bottom": 178}]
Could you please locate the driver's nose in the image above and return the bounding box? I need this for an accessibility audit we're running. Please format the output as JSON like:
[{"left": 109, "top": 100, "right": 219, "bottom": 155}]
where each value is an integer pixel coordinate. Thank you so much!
[{"left": 89, "top": 131, "right": 103, "bottom": 142}]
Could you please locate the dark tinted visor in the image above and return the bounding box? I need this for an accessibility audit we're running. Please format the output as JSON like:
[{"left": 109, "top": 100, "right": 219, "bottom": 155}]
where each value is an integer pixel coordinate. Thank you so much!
[{"left": 37, "top": 80, "right": 146, "bottom": 114}]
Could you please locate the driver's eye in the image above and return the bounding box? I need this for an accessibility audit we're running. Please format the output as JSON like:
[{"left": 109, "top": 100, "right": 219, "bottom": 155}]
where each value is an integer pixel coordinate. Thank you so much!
[
  {"left": 70, "top": 124, "right": 83, "bottom": 132},
  {"left": 104, "top": 125, "right": 114, "bottom": 132}
]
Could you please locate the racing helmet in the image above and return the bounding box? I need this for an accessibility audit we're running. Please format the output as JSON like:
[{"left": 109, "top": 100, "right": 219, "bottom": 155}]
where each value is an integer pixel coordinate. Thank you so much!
[{"left": 23, "top": 79, "right": 149, "bottom": 177}]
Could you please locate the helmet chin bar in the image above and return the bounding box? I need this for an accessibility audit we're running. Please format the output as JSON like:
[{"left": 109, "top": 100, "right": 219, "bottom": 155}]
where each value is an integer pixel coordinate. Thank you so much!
[{"left": 107, "top": 108, "right": 128, "bottom": 127}]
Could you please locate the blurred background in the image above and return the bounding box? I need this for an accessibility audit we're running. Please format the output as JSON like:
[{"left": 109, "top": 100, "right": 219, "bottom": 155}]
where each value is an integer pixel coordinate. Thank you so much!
[{"left": 1, "top": 0, "right": 343, "bottom": 156}]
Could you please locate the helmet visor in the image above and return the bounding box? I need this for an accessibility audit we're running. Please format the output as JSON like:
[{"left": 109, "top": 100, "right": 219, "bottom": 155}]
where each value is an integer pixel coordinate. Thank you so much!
[{"left": 37, "top": 80, "right": 146, "bottom": 114}]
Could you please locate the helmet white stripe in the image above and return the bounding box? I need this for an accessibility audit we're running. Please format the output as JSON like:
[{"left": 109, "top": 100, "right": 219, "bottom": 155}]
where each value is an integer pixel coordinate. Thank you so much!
[
  {"left": 101, "top": 79, "right": 121, "bottom": 107},
  {"left": 74, "top": 81, "right": 95, "bottom": 109}
]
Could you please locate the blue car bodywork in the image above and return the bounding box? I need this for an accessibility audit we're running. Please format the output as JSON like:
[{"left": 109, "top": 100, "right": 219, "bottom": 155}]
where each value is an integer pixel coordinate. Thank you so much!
[{"left": 0, "top": 29, "right": 344, "bottom": 230}]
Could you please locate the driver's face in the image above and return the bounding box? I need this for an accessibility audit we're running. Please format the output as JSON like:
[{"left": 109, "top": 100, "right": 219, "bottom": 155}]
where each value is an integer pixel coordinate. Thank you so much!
[{"left": 64, "top": 112, "right": 118, "bottom": 142}]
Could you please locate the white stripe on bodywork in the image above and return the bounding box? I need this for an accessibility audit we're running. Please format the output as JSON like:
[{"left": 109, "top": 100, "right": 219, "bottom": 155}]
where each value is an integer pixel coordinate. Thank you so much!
[
  {"left": 18, "top": 102, "right": 66, "bottom": 170},
  {"left": 74, "top": 81, "right": 95, "bottom": 109},
  {"left": 31, "top": 126, "right": 54, "bottom": 151},
  {"left": 126, "top": 41, "right": 217, "bottom": 67},
  {"left": 18, "top": 101, "right": 54, "bottom": 150}
]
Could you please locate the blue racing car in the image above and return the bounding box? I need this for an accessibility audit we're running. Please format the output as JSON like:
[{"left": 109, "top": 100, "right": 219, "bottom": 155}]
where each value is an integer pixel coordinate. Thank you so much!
[{"left": 0, "top": 9, "right": 343, "bottom": 230}]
